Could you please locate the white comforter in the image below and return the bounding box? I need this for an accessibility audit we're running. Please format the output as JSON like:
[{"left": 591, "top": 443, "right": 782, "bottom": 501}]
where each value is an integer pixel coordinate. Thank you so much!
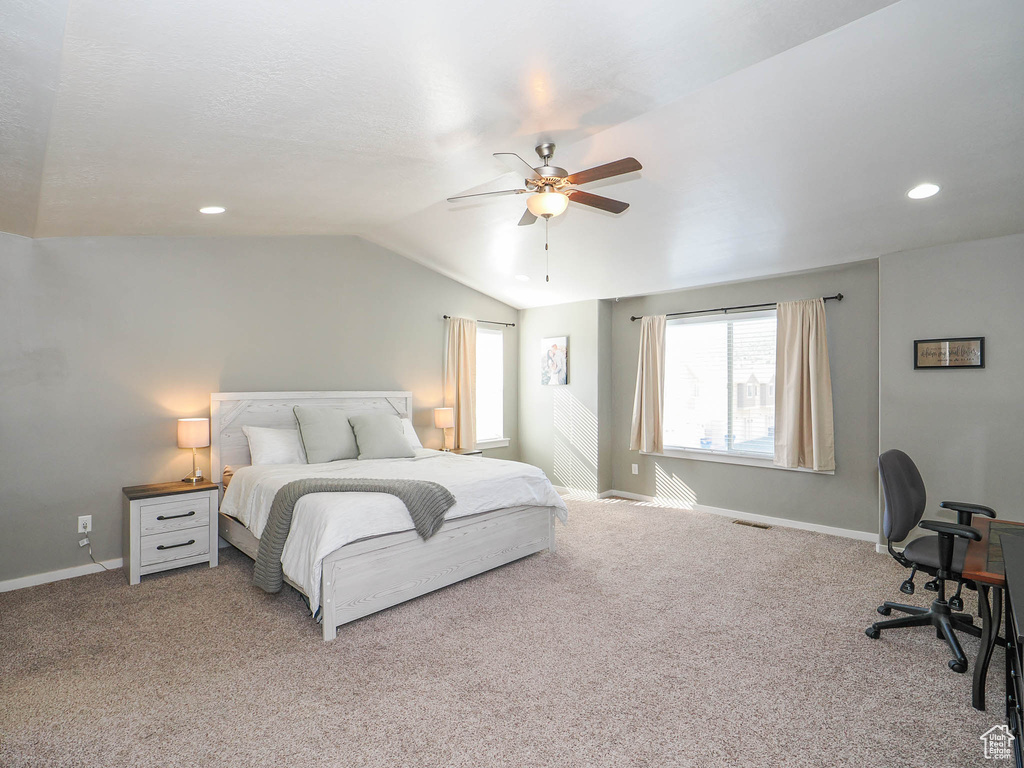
[{"left": 220, "top": 449, "right": 567, "bottom": 613}]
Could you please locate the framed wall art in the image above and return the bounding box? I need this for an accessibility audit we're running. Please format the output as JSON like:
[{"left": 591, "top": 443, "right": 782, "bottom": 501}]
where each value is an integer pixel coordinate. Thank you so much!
[
  {"left": 913, "top": 337, "right": 985, "bottom": 369},
  {"left": 541, "top": 336, "right": 568, "bottom": 385}
]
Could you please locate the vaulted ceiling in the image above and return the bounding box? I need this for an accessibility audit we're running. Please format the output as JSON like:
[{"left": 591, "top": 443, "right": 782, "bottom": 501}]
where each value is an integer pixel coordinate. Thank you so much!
[{"left": 4, "top": 0, "right": 1022, "bottom": 307}]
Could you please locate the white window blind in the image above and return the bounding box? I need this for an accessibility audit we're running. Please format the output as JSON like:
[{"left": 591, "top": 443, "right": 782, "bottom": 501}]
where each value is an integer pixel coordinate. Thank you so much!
[
  {"left": 663, "top": 310, "right": 777, "bottom": 457},
  {"left": 475, "top": 328, "right": 504, "bottom": 442}
]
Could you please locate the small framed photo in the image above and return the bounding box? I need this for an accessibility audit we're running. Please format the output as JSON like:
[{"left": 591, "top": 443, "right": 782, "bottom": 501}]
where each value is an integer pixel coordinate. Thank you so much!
[
  {"left": 541, "top": 336, "right": 568, "bottom": 385},
  {"left": 914, "top": 337, "right": 985, "bottom": 369}
]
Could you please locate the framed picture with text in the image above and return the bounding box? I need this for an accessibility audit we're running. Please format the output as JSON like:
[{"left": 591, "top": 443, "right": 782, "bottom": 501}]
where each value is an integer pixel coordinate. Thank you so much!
[{"left": 913, "top": 336, "right": 985, "bottom": 369}]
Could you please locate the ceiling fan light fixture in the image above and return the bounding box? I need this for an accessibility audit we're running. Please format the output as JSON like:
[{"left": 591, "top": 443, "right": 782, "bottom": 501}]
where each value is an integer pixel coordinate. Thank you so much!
[{"left": 526, "top": 191, "right": 568, "bottom": 218}]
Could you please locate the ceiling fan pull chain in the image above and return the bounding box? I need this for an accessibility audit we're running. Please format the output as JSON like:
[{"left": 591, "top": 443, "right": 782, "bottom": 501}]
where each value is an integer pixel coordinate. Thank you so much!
[{"left": 545, "top": 217, "right": 550, "bottom": 282}]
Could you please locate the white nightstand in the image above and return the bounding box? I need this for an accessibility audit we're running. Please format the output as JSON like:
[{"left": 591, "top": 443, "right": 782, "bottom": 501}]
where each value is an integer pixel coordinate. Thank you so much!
[{"left": 122, "top": 481, "right": 220, "bottom": 585}]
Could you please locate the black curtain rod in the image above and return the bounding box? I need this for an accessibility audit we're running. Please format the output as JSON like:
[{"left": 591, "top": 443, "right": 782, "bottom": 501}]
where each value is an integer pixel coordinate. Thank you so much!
[
  {"left": 443, "top": 314, "right": 516, "bottom": 328},
  {"left": 629, "top": 293, "right": 844, "bottom": 322}
]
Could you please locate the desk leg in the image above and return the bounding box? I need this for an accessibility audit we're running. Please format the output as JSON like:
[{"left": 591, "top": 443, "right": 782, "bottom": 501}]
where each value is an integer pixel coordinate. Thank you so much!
[
  {"left": 975, "top": 584, "right": 1002, "bottom": 711},
  {"left": 1005, "top": 589, "right": 1013, "bottom": 721}
]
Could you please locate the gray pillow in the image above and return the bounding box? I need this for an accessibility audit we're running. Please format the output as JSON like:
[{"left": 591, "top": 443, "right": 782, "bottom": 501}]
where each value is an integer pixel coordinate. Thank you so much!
[
  {"left": 293, "top": 406, "right": 358, "bottom": 463},
  {"left": 349, "top": 412, "right": 416, "bottom": 460}
]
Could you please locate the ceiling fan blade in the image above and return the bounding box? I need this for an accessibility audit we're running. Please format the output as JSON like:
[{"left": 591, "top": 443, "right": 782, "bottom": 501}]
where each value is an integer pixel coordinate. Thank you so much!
[
  {"left": 518, "top": 208, "right": 538, "bottom": 226},
  {"left": 565, "top": 157, "right": 642, "bottom": 187},
  {"left": 447, "top": 189, "right": 527, "bottom": 202},
  {"left": 567, "top": 189, "right": 630, "bottom": 214},
  {"left": 494, "top": 153, "right": 542, "bottom": 180}
]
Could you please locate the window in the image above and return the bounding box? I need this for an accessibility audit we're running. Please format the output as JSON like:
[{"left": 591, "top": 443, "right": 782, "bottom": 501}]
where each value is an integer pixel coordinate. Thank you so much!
[
  {"left": 475, "top": 328, "right": 504, "bottom": 443},
  {"left": 663, "top": 310, "right": 777, "bottom": 457}
]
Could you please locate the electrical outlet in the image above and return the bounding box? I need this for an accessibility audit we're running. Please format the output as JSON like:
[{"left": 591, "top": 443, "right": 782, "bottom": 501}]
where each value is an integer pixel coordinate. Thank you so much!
[
  {"left": 78, "top": 515, "right": 92, "bottom": 534},
  {"left": 631, "top": 463, "right": 639, "bottom": 475}
]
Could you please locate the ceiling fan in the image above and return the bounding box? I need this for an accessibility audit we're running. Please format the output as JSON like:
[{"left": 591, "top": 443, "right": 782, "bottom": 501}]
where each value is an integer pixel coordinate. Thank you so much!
[{"left": 447, "top": 143, "right": 642, "bottom": 226}]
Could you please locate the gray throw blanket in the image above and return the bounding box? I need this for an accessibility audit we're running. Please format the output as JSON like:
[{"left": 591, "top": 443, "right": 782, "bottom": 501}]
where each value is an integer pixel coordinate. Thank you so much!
[{"left": 253, "top": 478, "right": 456, "bottom": 593}]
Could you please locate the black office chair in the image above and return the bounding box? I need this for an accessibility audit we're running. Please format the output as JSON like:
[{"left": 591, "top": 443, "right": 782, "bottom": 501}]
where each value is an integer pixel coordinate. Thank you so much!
[{"left": 865, "top": 449, "right": 996, "bottom": 673}]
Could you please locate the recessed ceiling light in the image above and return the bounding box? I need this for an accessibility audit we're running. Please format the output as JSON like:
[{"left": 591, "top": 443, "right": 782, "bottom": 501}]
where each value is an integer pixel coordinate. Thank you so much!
[
  {"left": 515, "top": 274, "right": 530, "bottom": 282},
  {"left": 907, "top": 183, "right": 940, "bottom": 200},
  {"left": 199, "top": 206, "right": 226, "bottom": 214}
]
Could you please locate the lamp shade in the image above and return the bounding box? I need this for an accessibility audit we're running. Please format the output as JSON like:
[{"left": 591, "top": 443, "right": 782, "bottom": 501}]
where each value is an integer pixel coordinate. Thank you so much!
[
  {"left": 433, "top": 407, "right": 454, "bottom": 429},
  {"left": 526, "top": 191, "right": 569, "bottom": 218},
  {"left": 177, "top": 417, "right": 210, "bottom": 449}
]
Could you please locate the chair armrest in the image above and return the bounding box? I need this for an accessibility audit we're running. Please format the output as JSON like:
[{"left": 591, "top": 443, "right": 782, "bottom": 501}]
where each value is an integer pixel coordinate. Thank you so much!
[
  {"left": 919, "top": 520, "right": 981, "bottom": 541},
  {"left": 940, "top": 501, "right": 996, "bottom": 518}
]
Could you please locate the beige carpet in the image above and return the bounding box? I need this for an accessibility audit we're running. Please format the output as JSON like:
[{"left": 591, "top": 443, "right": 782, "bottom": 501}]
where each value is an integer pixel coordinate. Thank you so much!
[{"left": 0, "top": 498, "right": 1003, "bottom": 767}]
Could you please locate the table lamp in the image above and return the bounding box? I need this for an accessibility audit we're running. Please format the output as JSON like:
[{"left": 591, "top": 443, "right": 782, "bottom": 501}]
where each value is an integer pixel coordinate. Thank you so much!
[
  {"left": 433, "top": 407, "right": 454, "bottom": 451},
  {"left": 178, "top": 417, "right": 210, "bottom": 483}
]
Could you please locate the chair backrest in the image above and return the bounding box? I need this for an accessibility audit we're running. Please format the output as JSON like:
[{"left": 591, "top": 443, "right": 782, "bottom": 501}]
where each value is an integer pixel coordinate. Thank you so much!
[{"left": 879, "top": 449, "right": 927, "bottom": 543}]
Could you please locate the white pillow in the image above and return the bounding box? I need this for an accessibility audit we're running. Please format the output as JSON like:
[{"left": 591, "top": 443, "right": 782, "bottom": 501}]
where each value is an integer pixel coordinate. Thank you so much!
[
  {"left": 242, "top": 425, "right": 307, "bottom": 465},
  {"left": 401, "top": 418, "right": 423, "bottom": 449}
]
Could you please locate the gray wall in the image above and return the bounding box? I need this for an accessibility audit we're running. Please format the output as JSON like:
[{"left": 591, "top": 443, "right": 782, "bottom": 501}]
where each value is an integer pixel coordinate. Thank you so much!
[
  {"left": 879, "top": 233, "right": 1024, "bottom": 525},
  {"left": 611, "top": 259, "right": 881, "bottom": 533},
  {"left": 518, "top": 300, "right": 612, "bottom": 494},
  {"left": 0, "top": 233, "right": 519, "bottom": 582}
]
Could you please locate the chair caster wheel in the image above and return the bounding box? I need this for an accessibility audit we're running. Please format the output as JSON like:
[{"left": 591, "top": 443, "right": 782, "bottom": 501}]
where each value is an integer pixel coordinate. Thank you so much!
[
  {"left": 899, "top": 580, "right": 915, "bottom": 595},
  {"left": 949, "top": 597, "right": 964, "bottom": 611},
  {"left": 925, "top": 579, "right": 940, "bottom": 592},
  {"left": 949, "top": 659, "right": 967, "bottom": 674},
  {"left": 877, "top": 605, "right": 892, "bottom": 616},
  {"left": 866, "top": 627, "right": 881, "bottom": 639}
]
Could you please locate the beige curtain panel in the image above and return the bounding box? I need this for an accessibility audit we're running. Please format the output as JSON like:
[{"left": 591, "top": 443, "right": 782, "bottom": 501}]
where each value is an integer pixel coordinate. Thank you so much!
[
  {"left": 774, "top": 298, "right": 835, "bottom": 471},
  {"left": 444, "top": 317, "right": 477, "bottom": 451},
  {"left": 629, "top": 314, "right": 667, "bottom": 453}
]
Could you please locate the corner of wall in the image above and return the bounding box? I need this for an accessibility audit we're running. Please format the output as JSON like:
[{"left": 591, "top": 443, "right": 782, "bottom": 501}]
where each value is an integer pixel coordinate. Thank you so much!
[{"left": 597, "top": 300, "right": 614, "bottom": 493}]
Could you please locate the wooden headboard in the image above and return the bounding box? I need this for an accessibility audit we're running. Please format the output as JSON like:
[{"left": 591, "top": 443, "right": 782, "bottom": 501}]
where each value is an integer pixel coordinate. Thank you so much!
[{"left": 209, "top": 390, "right": 413, "bottom": 483}]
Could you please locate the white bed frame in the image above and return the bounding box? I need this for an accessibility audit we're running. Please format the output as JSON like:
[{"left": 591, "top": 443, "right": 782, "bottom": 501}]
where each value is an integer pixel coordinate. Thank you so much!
[{"left": 210, "top": 391, "right": 557, "bottom": 641}]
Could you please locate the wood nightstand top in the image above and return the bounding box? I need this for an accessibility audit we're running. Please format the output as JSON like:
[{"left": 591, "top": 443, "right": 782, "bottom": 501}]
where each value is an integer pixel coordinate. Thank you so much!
[
  {"left": 451, "top": 448, "right": 483, "bottom": 456},
  {"left": 122, "top": 480, "right": 219, "bottom": 500}
]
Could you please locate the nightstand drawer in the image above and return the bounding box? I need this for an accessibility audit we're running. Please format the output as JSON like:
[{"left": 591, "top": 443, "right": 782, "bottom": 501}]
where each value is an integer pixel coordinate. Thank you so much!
[
  {"left": 140, "top": 527, "right": 210, "bottom": 567},
  {"left": 140, "top": 495, "right": 211, "bottom": 536}
]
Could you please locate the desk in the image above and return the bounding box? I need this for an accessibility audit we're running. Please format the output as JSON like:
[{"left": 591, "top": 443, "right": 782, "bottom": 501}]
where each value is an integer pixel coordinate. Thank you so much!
[
  {"left": 962, "top": 518, "right": 1024, "bottom": 711},
  {"left": 1001, "top": 537, "right": 1024, "bottom": 767}
]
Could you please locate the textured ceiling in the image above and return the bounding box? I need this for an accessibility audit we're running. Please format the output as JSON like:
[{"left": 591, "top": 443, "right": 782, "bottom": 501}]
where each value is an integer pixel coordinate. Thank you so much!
[
  {"left": 0, "top": 0, "right": 69, "bottom": 236},
  {"left": 3, "top": 0, "right": 1022, "bottom": 307}
]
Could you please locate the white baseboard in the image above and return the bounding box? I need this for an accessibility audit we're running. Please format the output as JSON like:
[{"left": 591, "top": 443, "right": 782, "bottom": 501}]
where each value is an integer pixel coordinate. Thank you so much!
[
  {"left": 598, "top": 489, "right": 654, "bottom": 502},
  {"left": 553, "top": 485, "right": 602, "bottom": 500},
  {"left": 593, "top": 489, "right": 880, "bottom": 544},
  {"left": 0, "top": 558, "right": 124, "bottom": 593}
]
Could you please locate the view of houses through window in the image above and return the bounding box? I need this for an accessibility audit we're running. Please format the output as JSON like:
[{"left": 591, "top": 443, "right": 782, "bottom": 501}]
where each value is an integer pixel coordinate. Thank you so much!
[{"left": 663, "top": 310, "right": 777, "bottom": 457}]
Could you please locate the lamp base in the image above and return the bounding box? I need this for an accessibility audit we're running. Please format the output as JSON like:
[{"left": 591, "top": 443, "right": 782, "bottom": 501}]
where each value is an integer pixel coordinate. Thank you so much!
[{"left": 182, "top": 447, "right": 203, "bottom": 483}]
